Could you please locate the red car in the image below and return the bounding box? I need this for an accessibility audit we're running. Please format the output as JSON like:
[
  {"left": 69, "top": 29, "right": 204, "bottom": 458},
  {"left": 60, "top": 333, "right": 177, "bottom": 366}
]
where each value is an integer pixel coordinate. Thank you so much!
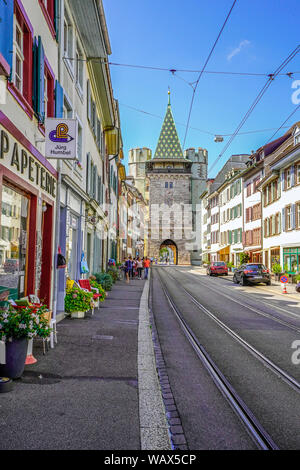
[{"left": 206, "top": 261, "right": 228, "bottom": 276}]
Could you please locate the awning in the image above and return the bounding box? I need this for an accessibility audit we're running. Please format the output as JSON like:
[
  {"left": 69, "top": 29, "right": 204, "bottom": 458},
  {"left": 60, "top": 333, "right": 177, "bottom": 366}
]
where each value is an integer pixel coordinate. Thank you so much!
[{"left": 217, "top": 246, "right": 230, "bottom": 255}]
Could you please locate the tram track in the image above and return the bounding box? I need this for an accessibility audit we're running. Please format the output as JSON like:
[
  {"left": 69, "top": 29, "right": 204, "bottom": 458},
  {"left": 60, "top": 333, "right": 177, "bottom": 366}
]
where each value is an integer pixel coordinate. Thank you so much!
[
  {"left": 173, "top": 267, "right": 300, "bottom": 333},
  {"left": 156, "top": 267, "right": 300, "bottom": 450}
]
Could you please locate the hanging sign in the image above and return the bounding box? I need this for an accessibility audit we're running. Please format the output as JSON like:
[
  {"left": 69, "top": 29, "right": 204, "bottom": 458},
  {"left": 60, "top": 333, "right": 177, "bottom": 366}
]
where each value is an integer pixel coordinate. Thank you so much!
[{"left": 45, "top": 118, "right": 77, "bottom": 159}]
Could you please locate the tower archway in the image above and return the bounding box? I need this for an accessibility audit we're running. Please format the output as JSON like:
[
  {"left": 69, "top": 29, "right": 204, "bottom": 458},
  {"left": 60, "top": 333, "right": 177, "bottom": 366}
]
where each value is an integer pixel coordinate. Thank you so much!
[{"left": 159, "top": 240, "right": 178, "bottom": 265}]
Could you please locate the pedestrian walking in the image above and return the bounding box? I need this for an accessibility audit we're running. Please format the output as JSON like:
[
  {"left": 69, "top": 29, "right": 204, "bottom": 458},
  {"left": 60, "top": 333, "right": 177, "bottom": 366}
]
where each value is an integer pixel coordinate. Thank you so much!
[
  {"left": 143, "top": 256, "right": 151, "bottom": 280},
  {"left": 125, "top": 256, "right": 133, "bottom": 284},
  {"left": 132, "top": 258, "right": 137, "bottom": 278},
  {"left": 136, "top": 257, "right": 143, "bottom": 279}
]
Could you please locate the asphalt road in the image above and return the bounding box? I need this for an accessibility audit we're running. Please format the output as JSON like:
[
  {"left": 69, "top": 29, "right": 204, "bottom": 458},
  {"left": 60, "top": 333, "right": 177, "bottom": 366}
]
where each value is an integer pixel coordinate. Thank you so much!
[{"left": 151, "top": 266, "right": 300, "bottom": 450}]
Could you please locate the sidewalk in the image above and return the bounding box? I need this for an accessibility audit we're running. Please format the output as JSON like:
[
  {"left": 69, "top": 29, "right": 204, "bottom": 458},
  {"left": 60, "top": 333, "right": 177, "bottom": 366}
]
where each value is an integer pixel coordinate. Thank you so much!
[
  {"left": 195, "top": 267, "right": 300, "bottom": 300},
  {"left": 0, "top": 277, "right": 170, "bottom": 450}
]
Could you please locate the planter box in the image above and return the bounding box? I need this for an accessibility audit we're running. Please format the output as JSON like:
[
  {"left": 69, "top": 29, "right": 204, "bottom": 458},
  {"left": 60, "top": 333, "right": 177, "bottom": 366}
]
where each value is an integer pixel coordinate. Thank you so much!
[{"left": 71, "top": 311, "right": 86, "bottom": 319}]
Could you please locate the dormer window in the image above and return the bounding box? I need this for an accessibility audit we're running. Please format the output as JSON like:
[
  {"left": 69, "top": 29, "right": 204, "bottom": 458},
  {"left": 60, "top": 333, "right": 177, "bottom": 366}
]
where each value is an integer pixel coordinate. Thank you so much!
[{"left": 294, "top": 129, "right": 300, "bottom": 146}]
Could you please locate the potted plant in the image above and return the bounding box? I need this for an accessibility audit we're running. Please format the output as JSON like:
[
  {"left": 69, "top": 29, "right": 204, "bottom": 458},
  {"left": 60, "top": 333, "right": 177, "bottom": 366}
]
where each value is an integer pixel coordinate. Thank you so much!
[
  {"left": 0, "top": 305, "right": 51, "bottom": 379},
  {"left": 93, "top": 272, "right": 113, "bottom": 292},
  {"left": 64, "top": 286, "right": 93, "bottom": 318},
  {"left": 107, "top": 266, "right": 119, "bottom": 283},
  {"left": 272, "top": 263, "right": 283, "bottom": 281},
  {"left": 89, "top": 277, "right": 106, "bottom": 305},
  {"left": 226, "top": 261, "right": 235, "bottom": 272},
  {"left": 295, "top": 274, "right": 300, "bottom": 293}
]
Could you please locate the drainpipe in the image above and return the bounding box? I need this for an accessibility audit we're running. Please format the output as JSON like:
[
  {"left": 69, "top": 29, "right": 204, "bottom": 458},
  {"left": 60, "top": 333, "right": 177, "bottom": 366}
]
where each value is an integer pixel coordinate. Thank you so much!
[{"left": 52, "top": 0, "right": 63, "bottom": 321}]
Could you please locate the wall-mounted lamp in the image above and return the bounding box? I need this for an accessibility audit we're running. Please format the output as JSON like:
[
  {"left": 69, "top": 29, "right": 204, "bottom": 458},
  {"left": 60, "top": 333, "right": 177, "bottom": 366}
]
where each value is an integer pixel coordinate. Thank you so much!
[{"left": 42, "top": 202, "right": 48, "bottom": 213}]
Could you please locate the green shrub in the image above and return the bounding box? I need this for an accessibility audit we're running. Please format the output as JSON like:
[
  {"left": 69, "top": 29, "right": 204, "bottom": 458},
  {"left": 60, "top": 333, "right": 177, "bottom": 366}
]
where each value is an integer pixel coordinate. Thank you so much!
[
  {"left": 239, "top": 252, "right": 250, "bottom": 264},
  {"left": 295, "top": 274, "right": 300, "bottom": 282},
  {"left": 89, "top": 277, "right": 106, "bottom": 302},
  {"left": 65, "top": 286, "right": 93, "bottom": 313},
  {"left": 93, "top": 272, "right": 113, "bottom": 291},
  {"left": 272, "top": 263, "right": 283, "bottom": 274},
  {"left": 226, "top": 261, "right": 234, "bottom": 268},
  {"left": 107, "top": 267, "right": 118, "bottom": 283}
]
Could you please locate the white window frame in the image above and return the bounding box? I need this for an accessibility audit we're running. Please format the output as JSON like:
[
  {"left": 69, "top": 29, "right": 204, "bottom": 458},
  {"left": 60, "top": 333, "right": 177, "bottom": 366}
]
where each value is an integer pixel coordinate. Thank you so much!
[
  {"left": 286, "top": 168, "right": 291, "bottom": 189},
  {"left": 75, "top": 41, "right": 84, "bottom": 94},
  {"left": 64, "top": 8, "right": 74, "bottom": 74},
  {"left": 76, "top": 115, "right": 83, "bottom": 162},
  {"left": 13, "top": 18, "right": 24, "bottom": 94}
]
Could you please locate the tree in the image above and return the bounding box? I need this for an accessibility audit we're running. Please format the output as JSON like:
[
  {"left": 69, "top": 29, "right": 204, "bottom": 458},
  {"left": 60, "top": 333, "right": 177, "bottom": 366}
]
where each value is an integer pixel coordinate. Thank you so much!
[{"left": 240, "top": 252, "right": 250, "bottom": 264}]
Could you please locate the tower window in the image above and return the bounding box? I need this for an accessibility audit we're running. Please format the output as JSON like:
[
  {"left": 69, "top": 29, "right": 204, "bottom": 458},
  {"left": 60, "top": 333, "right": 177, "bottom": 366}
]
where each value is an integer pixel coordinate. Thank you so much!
[
  {"left": 170, "top": 182, "right": 173, "bottom": 188},
  {"left": 165, "top": 182, "right": 168, "bottom": 188}
]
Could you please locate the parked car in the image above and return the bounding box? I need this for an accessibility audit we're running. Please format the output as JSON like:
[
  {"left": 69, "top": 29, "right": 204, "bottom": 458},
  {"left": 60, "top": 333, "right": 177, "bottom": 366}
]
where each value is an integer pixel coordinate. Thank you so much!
[
  {"left": 233, "top": 263, "right": 271, "bottom": 286},
  {"left": 207, "top": 261, "right": 228, "bottom": 276}
]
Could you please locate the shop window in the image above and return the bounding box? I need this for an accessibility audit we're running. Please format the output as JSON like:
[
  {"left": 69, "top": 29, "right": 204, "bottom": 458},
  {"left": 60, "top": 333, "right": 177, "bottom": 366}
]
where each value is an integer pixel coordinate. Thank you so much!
[
  {"left": 283, "top": 248, "right": 300, "bottom": 274},
  {"left": 0, "top": 185, "right": 29, "bottom": 298}
]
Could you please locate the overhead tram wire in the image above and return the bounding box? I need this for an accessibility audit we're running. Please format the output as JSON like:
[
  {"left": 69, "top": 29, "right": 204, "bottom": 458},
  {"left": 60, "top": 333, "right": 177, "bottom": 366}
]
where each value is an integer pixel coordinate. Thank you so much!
[
  {"left": 182, "top": 0, "right": 238, "bottom": 149},
  {"left": 208, "top": 45, "right": 300, "bottom": 175},
  {"left": 119, "top": 102, "right": 291, "bottom": 137},
  {"left": 108, "top": 61, "right": 300, "bottom": 78},
  {"left": 266, "top": 104, "right": 300, "bottom": 143}
]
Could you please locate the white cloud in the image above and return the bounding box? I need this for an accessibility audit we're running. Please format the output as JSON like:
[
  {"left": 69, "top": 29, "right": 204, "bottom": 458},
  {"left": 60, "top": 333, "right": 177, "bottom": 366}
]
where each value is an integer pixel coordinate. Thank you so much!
[{"left": 227, "top": 40, "right": 251, "bottom": 61}]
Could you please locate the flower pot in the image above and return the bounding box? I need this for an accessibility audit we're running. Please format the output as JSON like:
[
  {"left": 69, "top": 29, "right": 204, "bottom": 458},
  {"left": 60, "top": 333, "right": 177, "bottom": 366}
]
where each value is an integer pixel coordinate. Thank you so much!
[
  {"left": 0, "top": 338, "right": 28, "bottom": 379},
  {"left": 71, "top": 311, "right": 86, "bottom": 319}
]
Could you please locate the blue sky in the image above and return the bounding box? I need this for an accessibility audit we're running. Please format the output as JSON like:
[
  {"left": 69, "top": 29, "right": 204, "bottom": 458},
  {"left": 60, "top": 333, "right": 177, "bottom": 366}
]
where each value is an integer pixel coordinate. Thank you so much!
[{"left": 103, "top": 0, "right": 300, "bottom": 177}]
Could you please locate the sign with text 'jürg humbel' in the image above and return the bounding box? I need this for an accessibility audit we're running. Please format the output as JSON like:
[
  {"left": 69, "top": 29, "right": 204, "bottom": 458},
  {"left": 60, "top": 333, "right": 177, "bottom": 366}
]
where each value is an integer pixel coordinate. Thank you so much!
[{"left": 0, "top": 127, "right": 56, "bottom": 198}]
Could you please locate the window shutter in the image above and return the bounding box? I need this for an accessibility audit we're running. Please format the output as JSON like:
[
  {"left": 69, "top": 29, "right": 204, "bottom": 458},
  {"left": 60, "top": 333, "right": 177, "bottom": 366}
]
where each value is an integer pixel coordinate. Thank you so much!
[
  {"left": 292, "top": 203, "right": 296, "bottom": 230},
  {"left": 272, "top": 215, "right": 276, "bottom": 235},
  {"left": 86, "top": 153, "right": 90, "bottom": 194},
  {"left": 54, "top": 0, "right": 59, "bottom": 40},
  {"left": 282, "top": 208, "right": 286, "bottom": 232},
  {"left": 282, "top": 170, "right": 286, "bottom": 191},
  {"left": 228, "top": 230, "right": 232, "bottom": 244},
  {"left": 234, "top": 229, "right": 237, "bottom": 244},
  {"left": 87, "top": 80, "right": 91, "bottom": 122},
  {"left": 250, "top": 230, "right": 253, "bottom": 245},
  {"left": 277, "top": 177, "right": 281, "bottom": 198},
  {"left": 34, "top": 36, "right": 45, "bottom": 121},
  {"left": 55, "top": 80, "right": 64, "bottom": 117},
  {"left": 242, "top": 231, "right": 246, "bottom": 245},
  {"left": 93, "top": 166, "right": 97, "bottom": 199},
  {"left": 0, "top": 0, "right": 14, "bottom": 75}
]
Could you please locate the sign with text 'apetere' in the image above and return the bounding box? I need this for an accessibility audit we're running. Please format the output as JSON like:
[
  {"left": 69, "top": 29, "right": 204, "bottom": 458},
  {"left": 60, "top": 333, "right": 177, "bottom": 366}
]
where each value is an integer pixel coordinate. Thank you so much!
[{"left": 45, "top": 118, "right": 77, "bottom": 160}]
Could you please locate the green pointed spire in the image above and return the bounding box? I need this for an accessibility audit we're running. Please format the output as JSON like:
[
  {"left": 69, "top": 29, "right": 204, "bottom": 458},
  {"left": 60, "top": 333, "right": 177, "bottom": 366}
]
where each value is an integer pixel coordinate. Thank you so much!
[{"left": 154, "top": 92, "right": 183, "bottom": 159}]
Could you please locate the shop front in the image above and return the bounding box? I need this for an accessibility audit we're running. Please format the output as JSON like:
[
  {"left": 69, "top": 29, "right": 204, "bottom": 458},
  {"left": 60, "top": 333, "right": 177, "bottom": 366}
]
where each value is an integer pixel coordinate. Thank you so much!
[
  {"left": 283, "top": 247, "right": 300, "bottom": 274},
  {"left": 247, "top": 249, "right": 262, "bottom": 263},
  {"left": 218, "top": 246, "right": 230, "bottom": 262},
  {"left": 56, "top": 178, "right": 85, "bottom": 319},
  {"left": 0, "top": 117, "right": 57, "bottom": 307}
]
